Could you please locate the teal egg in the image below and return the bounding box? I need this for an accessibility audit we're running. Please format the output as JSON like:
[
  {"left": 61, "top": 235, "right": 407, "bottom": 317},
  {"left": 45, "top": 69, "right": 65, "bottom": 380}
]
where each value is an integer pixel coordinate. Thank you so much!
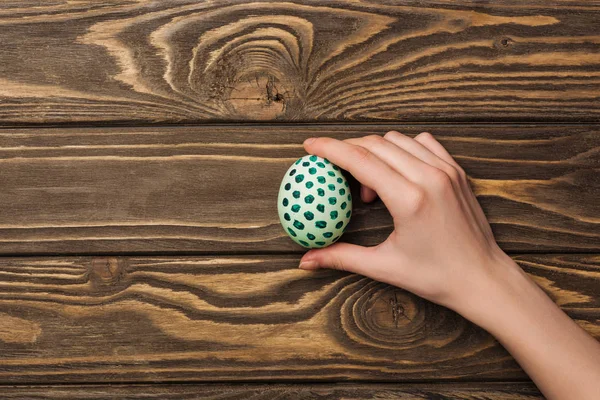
[{"left": 278, "top": 155, "right": 352, "bottom": 248}]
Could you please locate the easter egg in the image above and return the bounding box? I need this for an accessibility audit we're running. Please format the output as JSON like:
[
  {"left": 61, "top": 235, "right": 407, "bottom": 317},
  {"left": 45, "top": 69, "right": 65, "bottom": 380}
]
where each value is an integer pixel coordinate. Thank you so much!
[{"left": 278, "top": 154, "right": 352, "bottom": 248}]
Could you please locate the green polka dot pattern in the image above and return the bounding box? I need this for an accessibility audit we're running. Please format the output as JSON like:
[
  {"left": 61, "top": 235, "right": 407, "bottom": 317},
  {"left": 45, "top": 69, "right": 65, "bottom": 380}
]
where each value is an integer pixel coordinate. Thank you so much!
[{"left": 278, "top": 155, "right": 352, "bottom": 248}]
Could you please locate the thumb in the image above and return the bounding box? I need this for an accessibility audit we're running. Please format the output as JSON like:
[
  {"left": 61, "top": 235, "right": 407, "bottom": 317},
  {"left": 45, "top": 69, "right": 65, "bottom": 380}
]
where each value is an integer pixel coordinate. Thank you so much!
[{"left": 299, "top": 242, "right": 375, "bottom": 275}]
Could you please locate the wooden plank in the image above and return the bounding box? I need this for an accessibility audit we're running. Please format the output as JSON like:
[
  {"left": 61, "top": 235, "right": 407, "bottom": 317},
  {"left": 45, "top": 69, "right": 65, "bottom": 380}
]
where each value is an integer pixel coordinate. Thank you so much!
[
  {"left": 0, "top": 124, "right": 598, "bottom": 254},
  {"left": 0, "top": 1, "right": 599, "bottom": 124},
  {"left": 0, "top": 383, "right": 544, "bottom": 399},
  {"left": 0, "top": 254, "right": 597, "bottom": 383}
]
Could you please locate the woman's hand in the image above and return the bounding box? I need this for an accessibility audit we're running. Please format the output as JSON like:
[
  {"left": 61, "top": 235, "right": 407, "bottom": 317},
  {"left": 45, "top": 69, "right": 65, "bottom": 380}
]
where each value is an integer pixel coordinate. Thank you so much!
[
  {"left": 299, "top": 132, "right": 600, "bottom": 400},
  {"left": 299, "top": 131, "right": 515, "bottom": 315}
]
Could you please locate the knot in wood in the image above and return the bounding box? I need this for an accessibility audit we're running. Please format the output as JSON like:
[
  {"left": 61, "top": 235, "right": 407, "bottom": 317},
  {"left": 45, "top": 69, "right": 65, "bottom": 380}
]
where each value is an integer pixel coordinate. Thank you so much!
[
  {"left": 224, "top": 73, "right": 293, "bottom": 120},
  {"left": 344, "top": 284, "right": 424, "bottom": 349},
  {"left": 495, "top": 37, "right": 513, "bottom": 49},
  {"left": 367, "top": 287, "right": 416, "bottom": 331},
  {"left": 90, "top": 257, "right": 125, "bottom": 287}
]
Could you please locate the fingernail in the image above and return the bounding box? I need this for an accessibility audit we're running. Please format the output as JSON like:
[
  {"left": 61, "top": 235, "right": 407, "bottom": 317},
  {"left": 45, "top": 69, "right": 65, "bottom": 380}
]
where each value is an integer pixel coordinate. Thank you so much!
[
  {"left": 299, "top": 260, "right": 318, "bottom": 270},
  {"left": 304, "top": 137, "right": 317, "bottom": 146}
]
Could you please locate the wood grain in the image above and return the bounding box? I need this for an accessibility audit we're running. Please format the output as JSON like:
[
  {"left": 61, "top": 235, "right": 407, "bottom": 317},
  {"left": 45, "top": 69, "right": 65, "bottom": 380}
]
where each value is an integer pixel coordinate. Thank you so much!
[
  {"left": 0, "top": 383, "right": 544, "bottom": 399},
  {"left": 0, "top": 124, "right": 598, "bottom": 255},
  {"left": 1, "top": 1, "right": 599, "bottom": 124},
  {"left": 0, "top": 254, "right": 597, "bottom": 383}
]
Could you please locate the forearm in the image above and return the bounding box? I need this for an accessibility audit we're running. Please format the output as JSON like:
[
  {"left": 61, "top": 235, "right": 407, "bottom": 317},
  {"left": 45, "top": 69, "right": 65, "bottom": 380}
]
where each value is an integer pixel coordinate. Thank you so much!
[{"left": 461, "top": 257, "right": 600, "bottom": 400}]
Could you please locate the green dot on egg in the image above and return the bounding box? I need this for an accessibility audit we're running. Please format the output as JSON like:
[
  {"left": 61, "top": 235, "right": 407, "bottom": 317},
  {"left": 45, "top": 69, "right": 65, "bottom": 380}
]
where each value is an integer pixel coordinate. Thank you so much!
[
  {"left": 339, "top": 188, "right": 345, "bottom": 195},
  {"left": 316, "top": 204, "right": 325, "bottom": 213},
  {"left": 293, "top": 220, "right": 305, "bottom": 230},
  {"left": 291, "top": 204, "right": 301, "bottom": 212},
  {"left": 290, "top": 169, "right": 296, "bottom": 176},
  {"left": 299, "top": 240, "right": 309, "bottom": 246},
  {"left": 335, "top": 221, "right": 344, "bottom": 229},
  {"left": 315, "top": 221, "right": 327, "bottom": 229},
  {"left": 285, "top": 183, "right": 291, "bottom": 190},
  {"left": 315, "top": 241, "right": 326, "bottom": 246},
  {"left": 330, "top": 210, "right": 338, "bottom": 219},
  {"left": 302, "top": 161, "right": 310, "bottom": 167},
  {"left": 295, "top": 174, "right": 304, "bottom": 183},
  {"left": 309, "top": 155, "right": 317, "bottom": 162},
  {"left": 307, "top": 233, "right": 315, "bottom": 240},
  {"left": 323, "top": 232, "right": 333, "bottom": 238},
  {"left": 284, "top": 213, "right": 291, "bottom": 221},
  {"left": 304, "top": 211, "right": 314, "bottom": 220},
  {"left": 309, "top": 167, "right": 317, "bottom": 175},
  {"left": 292, "top": 190, "right": 300, "bottom": 199},
  {"left": 305, "top": 194, "right": 315, "bottom": 204},
  {"left": 327, "top": 171, "right": 335, "bottom": 177},
  {"left": 340, "top": 201, "right": 347, "bottom": 210},
  {"left": 317, "top": 176, "right": 326, "bottom": 184},
  {"left": 328, "top": 197, "right": 337, "bottom": 205},
  {"left": 316, "top": 162, "right": 325, "bottom": 168},
  {"left": 306, "top": 181, "right": 314, "bottom": 189},
  {"left": 287, "top": 227, "right": 297, "bottom": 237},
  {"left": 282, "top": 198, "right": 289, "bottom": 206},
  {"left": 317, "top": 188, "right": 325, "bottom": 196},
  {"left": 328, "top": 184, "right": 335, "bottom": 191}
]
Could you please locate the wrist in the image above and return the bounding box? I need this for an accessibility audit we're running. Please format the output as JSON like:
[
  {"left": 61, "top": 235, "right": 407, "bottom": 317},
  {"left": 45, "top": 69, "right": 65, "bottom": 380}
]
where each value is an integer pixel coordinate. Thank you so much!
[
  {"left": 453, "top": 253, "right": 540, "bottom": 335},
  {"left": 454, "top": 254, "right": 600, "bottom": 399}
]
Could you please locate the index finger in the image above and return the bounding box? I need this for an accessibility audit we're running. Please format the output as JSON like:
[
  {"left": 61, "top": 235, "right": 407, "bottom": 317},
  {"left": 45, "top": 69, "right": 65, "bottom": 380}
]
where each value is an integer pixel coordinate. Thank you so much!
[{"left": 303, "top": 137, "right": 413, "bottom": 206}]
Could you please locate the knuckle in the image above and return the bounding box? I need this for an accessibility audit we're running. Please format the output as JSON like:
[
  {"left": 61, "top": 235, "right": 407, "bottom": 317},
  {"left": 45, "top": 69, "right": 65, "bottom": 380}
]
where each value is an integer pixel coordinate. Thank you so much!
[
  {"left": 404, "top": 187, "right": 428, "bottom": 215},
  {"left": 444, "top": 165, "right": 460, "bottom": 182},
  {"left": 308, "top": 136, "right": 327, "bottom": 148},
  {"left": 351, "top": 144, "right": 372, "bottom": 164},
  {"left": 416, "top": 131, "right": 434, "bottom": 141},
  {"left": 329, "top": 252, "right": 347, "bottom": 272},
  {"left": 364, "top": 134, "right": 385, "bottom": 144},
  {"left": 384, "top": 130, "right": 400, "bottom": 140},
  {"left": 429, "top": 169, "right": 453, "bottom": 191},
  {"left": 456, "top": 166, "right": 468, "bottom": 181}
]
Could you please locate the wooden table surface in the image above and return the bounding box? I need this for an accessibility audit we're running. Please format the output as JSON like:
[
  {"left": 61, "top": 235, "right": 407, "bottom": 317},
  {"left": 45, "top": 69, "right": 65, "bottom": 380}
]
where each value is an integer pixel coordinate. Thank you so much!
[{"left": 1, "top": 1, "right": 598, "bottom": 398}]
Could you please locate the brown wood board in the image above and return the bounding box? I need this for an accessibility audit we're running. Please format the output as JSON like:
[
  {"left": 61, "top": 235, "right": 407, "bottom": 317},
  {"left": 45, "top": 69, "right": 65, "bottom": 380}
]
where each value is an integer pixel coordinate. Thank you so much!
[
  {"left": 0, "top": 383, "right": 544, "bottom": 399},
  {"left": 0, "top": 124, "right": 598, "bottom": 255},
  {"left": 1, "top": 1, "right": 599, "bottom": 124},
  {"left": 0, "top": 254, "right": 597, "bottom": 383}
]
